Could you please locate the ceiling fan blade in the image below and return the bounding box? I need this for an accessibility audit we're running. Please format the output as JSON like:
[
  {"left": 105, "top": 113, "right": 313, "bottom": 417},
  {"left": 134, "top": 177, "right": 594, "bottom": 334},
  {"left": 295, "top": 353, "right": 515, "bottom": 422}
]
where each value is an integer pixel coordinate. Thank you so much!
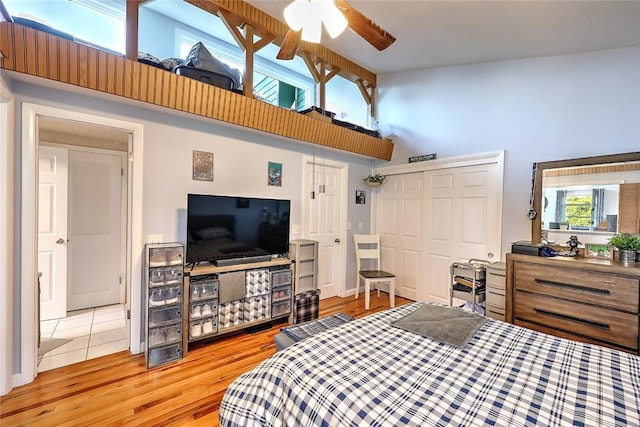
[
  {"left": 277, "top": 29, "right": 302, "bottom": 60},
  {"left": 336, "top": 0, "right": 396, "bottom": 51}
]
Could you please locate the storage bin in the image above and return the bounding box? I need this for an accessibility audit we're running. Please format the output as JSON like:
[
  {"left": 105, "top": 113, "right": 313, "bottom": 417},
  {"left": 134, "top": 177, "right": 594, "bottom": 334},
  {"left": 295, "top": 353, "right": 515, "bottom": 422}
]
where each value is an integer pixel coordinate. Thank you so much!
[
  {"left": 271, "top": 285, "right": 291, "bottom": 303},
  {"left": 246, "top": 269, "right": 270, "bottom": 297},
  {"left": 189, "top": 317, "right": 218, "bottom": 339},
  {"left": 189, "top": 300, "right": 218, "bottom": 319},
  {"left": 270, "top": 269, "right": 292, "bottom": 287},
  {"left": 148, "top": 305, "right": 181, "bottom": 328},
  {"left": 293, "top": 289, "right": 319, "bottom": 323},
  {"left": 148, "top": 324, "right": 182, "bottom": 348},
  {"left": 271, "top": 300, "right": 292, "bottom": 317},
  {"left": 148, "top": 343, "right": 182, "bottom": 368},
  {"left": 191, "top": 280, "right": 219, "bottom": 302},
  {"left": 243, "top": 295, "right": 270, "bottom": 322},
  {"left": 149, "top": 247, "right": 184, "bottom": 267},
  {"left": 219, "top": 300, "right": 244, "bottom": 329},
  {"left": 148, "top": 285, "right": 182, "bottom": 307}
]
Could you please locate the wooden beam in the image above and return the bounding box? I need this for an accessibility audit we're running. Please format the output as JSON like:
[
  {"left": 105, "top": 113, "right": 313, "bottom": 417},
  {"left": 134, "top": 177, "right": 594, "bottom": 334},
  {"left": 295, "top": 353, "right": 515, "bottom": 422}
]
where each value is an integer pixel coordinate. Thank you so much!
[
  {"left": 183, "top": 0, "right": 377, "bottom": 87},
  {"left": 217, "top": 10, "right": 246, "bottom": 48},
  {"left": 243, "top": 24, "right": 254, "bottom": 98},
  {"left": 218, "top": 10, "right": 276, "bottom": 98},
  {"left": 125, "top": 0, "right": 142, "bottom": 61},
  {"left": 356, "top": 79, "right": 372, "bottom": 105},
  {"left": 302, "top": 52, "right": 320, "bottom": 83}
]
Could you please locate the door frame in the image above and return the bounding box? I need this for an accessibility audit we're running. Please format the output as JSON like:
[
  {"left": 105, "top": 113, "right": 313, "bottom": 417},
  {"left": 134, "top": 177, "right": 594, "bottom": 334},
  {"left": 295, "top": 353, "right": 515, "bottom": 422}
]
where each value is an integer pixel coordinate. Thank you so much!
[
  {"left": 19, "top": 103, "right": 144, "bottom": 387},
  {"left": 301, "top": 155, "right": 349, "bottom": 297},
  {"left": 0, "top": 74, "right": 15, "bottom": 395}
]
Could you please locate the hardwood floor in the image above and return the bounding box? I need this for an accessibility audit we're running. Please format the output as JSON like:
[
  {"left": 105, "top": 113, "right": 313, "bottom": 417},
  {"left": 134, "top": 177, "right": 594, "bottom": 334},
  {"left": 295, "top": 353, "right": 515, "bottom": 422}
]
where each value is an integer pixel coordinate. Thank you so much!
[{"left": 1, "top": 293, "right": 413, "bottom": 427}]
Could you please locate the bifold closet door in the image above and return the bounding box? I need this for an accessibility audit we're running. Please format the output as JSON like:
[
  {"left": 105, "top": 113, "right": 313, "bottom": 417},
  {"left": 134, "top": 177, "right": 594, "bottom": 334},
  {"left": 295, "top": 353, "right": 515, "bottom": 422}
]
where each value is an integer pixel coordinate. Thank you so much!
[
  {"left": 423, "top": 163, "right": 502, "bottom": 305},
  {"left": 375, "top": 172, "right": 424, "bottom": 301}
]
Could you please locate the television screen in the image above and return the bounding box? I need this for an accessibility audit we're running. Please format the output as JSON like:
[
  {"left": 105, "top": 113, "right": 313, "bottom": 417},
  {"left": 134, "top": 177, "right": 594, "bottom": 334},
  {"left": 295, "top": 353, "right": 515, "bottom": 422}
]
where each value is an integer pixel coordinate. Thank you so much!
[{"left": 186, "top": 194, "right": 290, "bottom": 266}]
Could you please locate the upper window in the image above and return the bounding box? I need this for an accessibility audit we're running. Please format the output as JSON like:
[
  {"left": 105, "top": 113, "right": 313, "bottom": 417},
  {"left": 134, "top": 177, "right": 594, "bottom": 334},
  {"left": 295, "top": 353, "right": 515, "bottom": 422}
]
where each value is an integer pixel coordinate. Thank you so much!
[
  {"left": 176, "top": 28, "right": 312, "bottom": 109},
  {"left": 4, "top": 0, "right": 125, "bottom": 54}
]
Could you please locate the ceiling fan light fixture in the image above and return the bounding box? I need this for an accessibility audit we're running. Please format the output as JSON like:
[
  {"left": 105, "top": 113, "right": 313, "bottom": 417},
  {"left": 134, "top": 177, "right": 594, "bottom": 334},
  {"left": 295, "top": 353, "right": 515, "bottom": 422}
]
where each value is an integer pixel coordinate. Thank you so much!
[
  {"left": 283, "top": 0, "right": 309, "bottom": 32},
  {"left": 317, "top": 0, "right": 348, "bottom": 38},
  {"left": 301, "top": 13, "right": 322, "bottom": 43}
]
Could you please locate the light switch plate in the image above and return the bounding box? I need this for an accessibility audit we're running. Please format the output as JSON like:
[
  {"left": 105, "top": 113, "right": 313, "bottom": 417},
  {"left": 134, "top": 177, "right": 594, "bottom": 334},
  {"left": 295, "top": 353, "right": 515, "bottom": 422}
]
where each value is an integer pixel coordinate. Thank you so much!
[{"left": 148, "top": 234, "right": 163, "bottom": 244}]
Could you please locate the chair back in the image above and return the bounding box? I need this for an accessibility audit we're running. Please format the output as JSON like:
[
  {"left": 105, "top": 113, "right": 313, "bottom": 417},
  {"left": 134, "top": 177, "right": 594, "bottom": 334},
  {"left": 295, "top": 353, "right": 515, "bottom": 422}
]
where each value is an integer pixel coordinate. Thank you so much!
[{"left": 353, "top": 234, "right": 382, "bottom": 271}]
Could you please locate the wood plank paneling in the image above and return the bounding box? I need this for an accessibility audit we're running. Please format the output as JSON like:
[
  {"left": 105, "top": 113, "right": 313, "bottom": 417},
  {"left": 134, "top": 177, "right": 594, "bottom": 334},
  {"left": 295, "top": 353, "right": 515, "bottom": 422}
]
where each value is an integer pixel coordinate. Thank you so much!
[{"left": 0, "top": 22, "right": 394, "bottom": 160}]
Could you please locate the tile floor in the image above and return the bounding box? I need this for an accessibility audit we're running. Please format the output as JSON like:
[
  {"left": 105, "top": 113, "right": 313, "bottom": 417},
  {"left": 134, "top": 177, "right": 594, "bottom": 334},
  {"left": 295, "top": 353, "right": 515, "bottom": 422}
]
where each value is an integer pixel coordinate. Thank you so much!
[{"left": 38, "top": 304, "right": 129, "bottom": 372}]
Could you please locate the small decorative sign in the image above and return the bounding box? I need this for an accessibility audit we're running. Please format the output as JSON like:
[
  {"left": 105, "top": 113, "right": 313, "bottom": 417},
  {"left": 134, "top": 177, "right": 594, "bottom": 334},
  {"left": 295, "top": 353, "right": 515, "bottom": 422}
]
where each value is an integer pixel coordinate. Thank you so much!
[
  {"left": 192, "top": 150, "right": 213, "bottom": 181},
  {"left": 409, "top": 153, "right": 436, "bottom": 163},
  {"left": 355, "top": 190, "right": 366, "bottom": 204}
]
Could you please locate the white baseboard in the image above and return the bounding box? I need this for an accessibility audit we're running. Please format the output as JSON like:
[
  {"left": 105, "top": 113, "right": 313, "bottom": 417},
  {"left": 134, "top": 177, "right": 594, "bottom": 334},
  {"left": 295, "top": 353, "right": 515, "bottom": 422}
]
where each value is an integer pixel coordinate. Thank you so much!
[{"left": 12, "top": 373, "right": 22, "bottom": 388}]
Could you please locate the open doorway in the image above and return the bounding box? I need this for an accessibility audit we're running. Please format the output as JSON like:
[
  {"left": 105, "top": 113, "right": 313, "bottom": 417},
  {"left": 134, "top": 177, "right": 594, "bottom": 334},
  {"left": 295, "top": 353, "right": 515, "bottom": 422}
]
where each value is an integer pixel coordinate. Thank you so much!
[
  {"left": 37, "top": 118, "right": 130, "bottom": 371},
  {"left": 20, "top": 103, "right": 145, "bottom": 386}
]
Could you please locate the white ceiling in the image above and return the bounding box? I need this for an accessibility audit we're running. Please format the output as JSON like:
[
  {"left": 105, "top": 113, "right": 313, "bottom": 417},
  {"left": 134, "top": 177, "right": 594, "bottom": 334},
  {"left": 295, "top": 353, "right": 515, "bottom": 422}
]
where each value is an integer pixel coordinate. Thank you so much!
[{"left": 244, "top": 0, "right": 640, "bottom": 74}]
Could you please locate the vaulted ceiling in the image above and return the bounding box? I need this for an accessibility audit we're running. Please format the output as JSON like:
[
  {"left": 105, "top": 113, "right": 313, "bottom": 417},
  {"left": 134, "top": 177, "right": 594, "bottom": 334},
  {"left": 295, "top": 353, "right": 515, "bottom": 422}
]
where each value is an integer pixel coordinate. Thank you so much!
[{"left": 245, "top": 0, "right": 640, "bottom": 74}]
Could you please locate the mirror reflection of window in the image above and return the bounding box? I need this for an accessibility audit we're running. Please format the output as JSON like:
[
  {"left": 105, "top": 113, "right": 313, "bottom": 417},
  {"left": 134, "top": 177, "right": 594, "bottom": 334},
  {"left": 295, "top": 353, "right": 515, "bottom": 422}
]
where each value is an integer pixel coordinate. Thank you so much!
[
  {"left": 541, "top": 161, "right": 640, "bottom": 235},
  {"left": 544, "top": 185, "right": 617, "bottom": 231}
]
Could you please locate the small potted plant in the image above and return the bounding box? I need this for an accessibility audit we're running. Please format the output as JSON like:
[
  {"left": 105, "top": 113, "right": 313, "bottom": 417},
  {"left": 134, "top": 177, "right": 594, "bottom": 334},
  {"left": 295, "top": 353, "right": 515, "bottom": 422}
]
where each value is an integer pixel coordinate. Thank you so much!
[
  {"left": 608, "top": 232, "right": 640, "bottom": 263},
  {"left": 363, "top": 172, "right": 386, "bottom": 187}
]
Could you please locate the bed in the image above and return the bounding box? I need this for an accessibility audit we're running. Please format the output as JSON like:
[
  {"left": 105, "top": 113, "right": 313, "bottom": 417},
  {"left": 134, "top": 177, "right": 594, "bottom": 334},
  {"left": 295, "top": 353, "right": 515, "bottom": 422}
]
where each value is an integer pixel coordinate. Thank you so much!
[{"left": 220, "top": 302, "right": 640, "bottom": 426}]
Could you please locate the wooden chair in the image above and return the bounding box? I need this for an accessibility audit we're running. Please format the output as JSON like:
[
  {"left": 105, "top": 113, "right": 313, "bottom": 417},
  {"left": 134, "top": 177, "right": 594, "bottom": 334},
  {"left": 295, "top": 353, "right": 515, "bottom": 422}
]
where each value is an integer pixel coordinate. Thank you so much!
[{"left": 353, "top": 234, "right": 395, "bottom": 310}]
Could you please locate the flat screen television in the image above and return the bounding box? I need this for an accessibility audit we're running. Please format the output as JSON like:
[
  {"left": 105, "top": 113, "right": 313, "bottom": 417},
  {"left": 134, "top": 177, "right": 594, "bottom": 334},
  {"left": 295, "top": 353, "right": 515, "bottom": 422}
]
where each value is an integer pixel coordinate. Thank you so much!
[{"left": 186, "top": 194, "right": 290, "bottom": 266}]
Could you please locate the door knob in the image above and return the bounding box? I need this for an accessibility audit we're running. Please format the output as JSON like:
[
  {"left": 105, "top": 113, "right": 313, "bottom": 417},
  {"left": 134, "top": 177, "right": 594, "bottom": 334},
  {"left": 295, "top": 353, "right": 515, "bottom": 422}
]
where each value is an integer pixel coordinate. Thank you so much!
[
  {"left": 56, "top": 238, "right": 66, "bottom": 244},
  {"left": 334, "top": 238, "right": 341, "bottom": 243}
]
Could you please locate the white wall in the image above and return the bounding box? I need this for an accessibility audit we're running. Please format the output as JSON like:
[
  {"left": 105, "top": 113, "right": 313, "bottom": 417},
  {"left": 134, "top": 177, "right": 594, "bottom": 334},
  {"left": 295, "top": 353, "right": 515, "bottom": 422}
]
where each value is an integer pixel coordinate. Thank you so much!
[
  {"left": 7, "top": 79, "right": 374, "bottom": 381},
  {"left": 378, "top": 46, "right": 640, "bottom": 257}
]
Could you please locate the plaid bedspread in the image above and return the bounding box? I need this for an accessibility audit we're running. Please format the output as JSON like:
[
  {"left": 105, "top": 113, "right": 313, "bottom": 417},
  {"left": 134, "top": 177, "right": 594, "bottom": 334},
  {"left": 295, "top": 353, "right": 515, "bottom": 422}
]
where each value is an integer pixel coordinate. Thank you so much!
[{"left": 220, "top": 302, "right": 640, "bottom": 426}]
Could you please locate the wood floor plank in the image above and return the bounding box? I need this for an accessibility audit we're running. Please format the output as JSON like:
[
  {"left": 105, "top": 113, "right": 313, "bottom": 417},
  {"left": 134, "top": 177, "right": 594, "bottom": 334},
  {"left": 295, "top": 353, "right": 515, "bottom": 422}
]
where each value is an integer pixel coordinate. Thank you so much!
[{"left": 1, "top": 294, "right": 412, "bottom": 426}]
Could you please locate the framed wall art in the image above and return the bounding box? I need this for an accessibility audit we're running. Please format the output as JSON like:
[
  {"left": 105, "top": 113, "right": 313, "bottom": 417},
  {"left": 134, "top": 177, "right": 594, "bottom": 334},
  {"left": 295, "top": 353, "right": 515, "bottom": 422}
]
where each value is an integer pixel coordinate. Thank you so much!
[
  {"left": 268, "top": 161, "right": 282, "bottom": 186},
  {"left": 192, "top": 150, "right": 213, "bottom": 181},
  {"left": 355, "top": 190, "right": 366, "bottom": 204}
]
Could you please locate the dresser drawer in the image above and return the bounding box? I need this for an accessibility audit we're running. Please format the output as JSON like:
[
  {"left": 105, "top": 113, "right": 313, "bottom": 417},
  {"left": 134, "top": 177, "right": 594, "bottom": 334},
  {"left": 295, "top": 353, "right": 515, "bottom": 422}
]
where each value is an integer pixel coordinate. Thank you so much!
[
  {"left": 514, "top": 262, "right": 639, "bottom": 313},
  {"left": 514, "top": 291, "right": 639, "bottom": 350},
  {"left": 486, "top": 286, "right": 505, "bottom": 308},
  {"left": 485, "top": 263, "right": 506, "bottom": 288},
  {"left": 486, "top": 304, "right": 505, "bottom": 321}
]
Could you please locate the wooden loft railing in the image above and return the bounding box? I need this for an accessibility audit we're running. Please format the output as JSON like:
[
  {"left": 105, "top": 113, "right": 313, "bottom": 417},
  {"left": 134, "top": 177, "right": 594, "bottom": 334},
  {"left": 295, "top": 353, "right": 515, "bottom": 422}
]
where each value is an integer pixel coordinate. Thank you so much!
[{"left": 0, "top": 22, "right": 394, "bottom": 160}]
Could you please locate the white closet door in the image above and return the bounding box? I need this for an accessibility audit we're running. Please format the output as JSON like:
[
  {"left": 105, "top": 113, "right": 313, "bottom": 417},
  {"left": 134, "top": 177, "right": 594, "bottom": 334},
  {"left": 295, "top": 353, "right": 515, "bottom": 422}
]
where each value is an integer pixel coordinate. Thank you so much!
[
  {"left": 67, "top": 149, "right": 125, "bottom": 310},
  {"left": 376, "top": 172, "right": 424, "bottom": 301},
  {"left": 423, "top": 163, "right": 502, "bottom": 304}
]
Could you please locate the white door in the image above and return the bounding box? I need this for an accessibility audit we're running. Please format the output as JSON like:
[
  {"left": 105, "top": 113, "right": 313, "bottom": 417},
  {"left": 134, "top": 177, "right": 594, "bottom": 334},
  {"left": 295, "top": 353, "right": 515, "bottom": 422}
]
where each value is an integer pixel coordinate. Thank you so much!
[
  {"left": 376, "top": 173, "right": 423, "bottom": 301},
  {"left": 303, "top": 160, "right": 344, "bottom": 299},
  {"left": 38, "top": 146, "right": 69, "bottom": 321},
  {"left": 423, "top": 163, "right": 502, "bottom": 304},
  {"left": 67, "top": 150, "right": 125, "bottom": 310}
]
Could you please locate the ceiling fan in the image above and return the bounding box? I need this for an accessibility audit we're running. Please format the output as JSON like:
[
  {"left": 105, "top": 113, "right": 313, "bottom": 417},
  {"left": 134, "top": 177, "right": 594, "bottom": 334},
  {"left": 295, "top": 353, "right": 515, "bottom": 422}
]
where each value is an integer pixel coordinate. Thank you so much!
[{"left": 277, "top": 0, "right": 396, "bottom": 60}]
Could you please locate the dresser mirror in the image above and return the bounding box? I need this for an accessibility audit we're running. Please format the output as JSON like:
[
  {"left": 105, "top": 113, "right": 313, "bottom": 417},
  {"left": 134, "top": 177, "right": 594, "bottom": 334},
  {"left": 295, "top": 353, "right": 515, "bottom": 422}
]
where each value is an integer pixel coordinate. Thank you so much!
[{"left": 531, "top": 152, "right": 640, "bottom": 245}]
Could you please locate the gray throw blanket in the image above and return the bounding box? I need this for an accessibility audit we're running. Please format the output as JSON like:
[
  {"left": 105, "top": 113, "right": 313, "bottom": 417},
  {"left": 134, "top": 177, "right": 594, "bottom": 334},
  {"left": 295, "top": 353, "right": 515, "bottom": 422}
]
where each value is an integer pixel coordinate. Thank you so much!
[{"left": 391, "top": 304, "right": 489, "bottom": 348}]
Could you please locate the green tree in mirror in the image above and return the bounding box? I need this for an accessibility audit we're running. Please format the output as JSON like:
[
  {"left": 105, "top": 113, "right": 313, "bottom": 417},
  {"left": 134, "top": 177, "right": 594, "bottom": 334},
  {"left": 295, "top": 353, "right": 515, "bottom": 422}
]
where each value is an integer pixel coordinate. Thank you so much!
[{"left": 565, "top": 195, "right": 592, "bottom": 227}]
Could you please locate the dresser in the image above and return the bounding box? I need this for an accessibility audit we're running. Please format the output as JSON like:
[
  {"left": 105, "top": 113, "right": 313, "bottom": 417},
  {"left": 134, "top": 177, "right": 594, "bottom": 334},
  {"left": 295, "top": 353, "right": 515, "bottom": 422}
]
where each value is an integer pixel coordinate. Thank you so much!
[{"left": 506, "top": 253, "right": 640, "bottom": 354}]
